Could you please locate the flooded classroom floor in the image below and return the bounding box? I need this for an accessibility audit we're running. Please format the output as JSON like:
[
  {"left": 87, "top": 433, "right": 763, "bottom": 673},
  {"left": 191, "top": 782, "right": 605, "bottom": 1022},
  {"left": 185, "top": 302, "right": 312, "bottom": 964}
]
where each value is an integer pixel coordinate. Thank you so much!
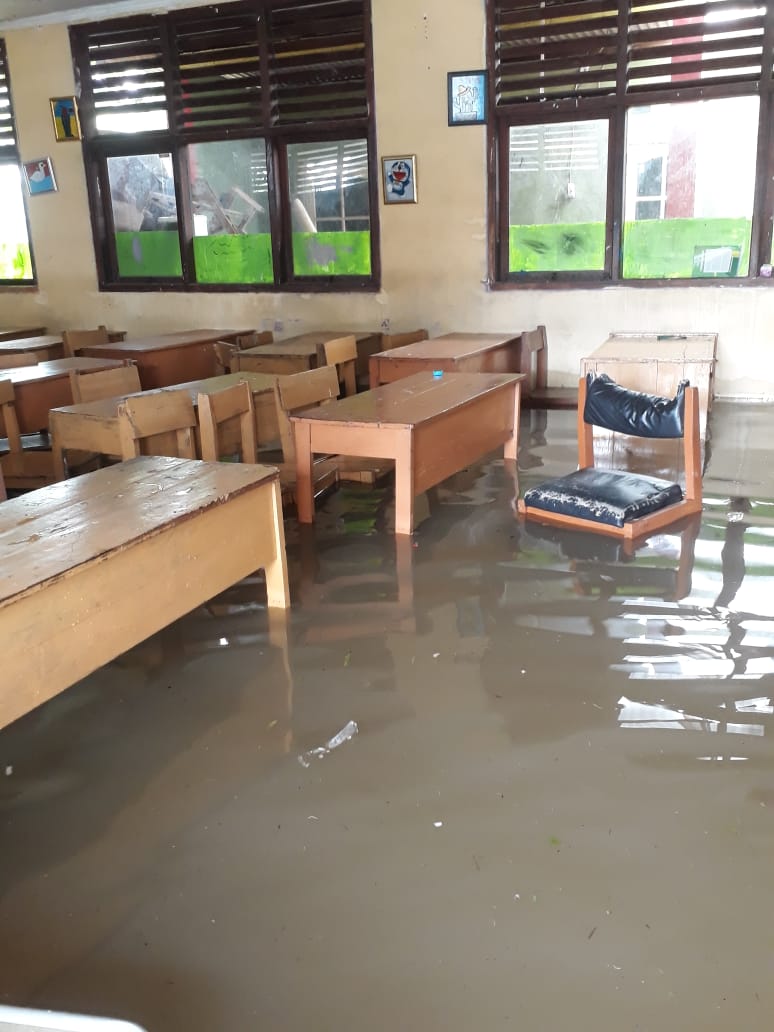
[{"left": 2, "top": 400, "right": 774, "bottom": 1032}]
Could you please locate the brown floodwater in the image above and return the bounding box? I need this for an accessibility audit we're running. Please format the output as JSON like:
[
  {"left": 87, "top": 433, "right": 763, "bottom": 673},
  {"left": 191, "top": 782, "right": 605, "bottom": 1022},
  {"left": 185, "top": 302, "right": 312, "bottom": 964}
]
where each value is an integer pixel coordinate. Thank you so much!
[{"left": 2, "top": 400, "right": 774, "bottom": 1031}]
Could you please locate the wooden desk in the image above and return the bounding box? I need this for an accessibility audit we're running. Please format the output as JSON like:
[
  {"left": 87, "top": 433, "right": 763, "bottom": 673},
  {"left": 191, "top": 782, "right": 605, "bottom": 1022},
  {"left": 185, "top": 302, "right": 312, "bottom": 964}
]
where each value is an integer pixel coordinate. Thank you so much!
[
  {"left": 369, "top": 331, "right": 522, "bottom": 388},
  {"left": 236, "top": 330, "right": 380, "bottom": 376},
  {"left": 581, "top": 332, "right": 717, "bottom": 434},
  {"left": 0, "top": 334, "right": 64, "bottom": 360},
  {"left": 80, "top": 329, "right": 251, "bottom": 388},
  {"left": 49, "top": 371, "right": 281, "bottom": 479},
  {"left": 0, "top": 357, "right": 128, "bottom": 434},
  {"left": 291, "top": 371, "right": 523, "bottom": 535},
  {"left": 0, "top": 326, "right": 46, "bottom": 343},
  {"left": 0, "top": 456, "right": 289, "bottom": 729}
]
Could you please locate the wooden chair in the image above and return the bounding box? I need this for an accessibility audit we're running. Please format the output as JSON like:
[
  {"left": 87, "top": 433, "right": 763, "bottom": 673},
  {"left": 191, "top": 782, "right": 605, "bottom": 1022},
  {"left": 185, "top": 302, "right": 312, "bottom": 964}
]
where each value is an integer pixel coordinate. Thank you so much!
[
  {"left": 272, "top": 365, "right": 340, "bottom": 505},
  {"left": 0, "top": 352, "right": 37, "bottom": 369},
  {"left": 68, "top": 362, "right": 141, "bottom": 403},
  {"left": 213, "top": 340, "right": 240, "bottom": 375},
  {"left": 519, "top": 325, "right": 548, "bottom": 397},
  {"left": 323, "top": 334, "right": 358, "bottom": 397},
  {"left": 62, "top": 325, "right": 110, "bottom": 357},
  {"left": 236, "top": 330, "right": 273, "bottom": 350},
  {"left": 198, "top": 381, "right": 258, "bottom": 463},
  {"left": 0, "top": 379, "right": 55, "bottom": 489},
  {"left": 274, "top": 365, "right": 393, "bottom": 492},
  {"left": 381, "top": 329, "right": 429, "bottom": 350},
  {"left": 518, "top": 373, "right": 702, "bottom": 542},
  {"left": 117, "top": 389, "right": 198, "bottom": 459}
]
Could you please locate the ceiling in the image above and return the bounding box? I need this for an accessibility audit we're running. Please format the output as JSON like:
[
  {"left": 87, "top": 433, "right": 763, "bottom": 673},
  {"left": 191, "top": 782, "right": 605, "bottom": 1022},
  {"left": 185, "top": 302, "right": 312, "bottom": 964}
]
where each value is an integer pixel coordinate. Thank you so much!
[{"left": 0, "top": 0, "right": 230, "bottom": 30}]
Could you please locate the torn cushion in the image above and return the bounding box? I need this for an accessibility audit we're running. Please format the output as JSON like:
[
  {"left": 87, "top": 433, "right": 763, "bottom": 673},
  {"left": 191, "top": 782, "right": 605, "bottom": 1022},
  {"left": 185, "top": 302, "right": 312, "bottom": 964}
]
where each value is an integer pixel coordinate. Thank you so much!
[{"left": 523, "top": 468, "right": 683, "bottom": 529}]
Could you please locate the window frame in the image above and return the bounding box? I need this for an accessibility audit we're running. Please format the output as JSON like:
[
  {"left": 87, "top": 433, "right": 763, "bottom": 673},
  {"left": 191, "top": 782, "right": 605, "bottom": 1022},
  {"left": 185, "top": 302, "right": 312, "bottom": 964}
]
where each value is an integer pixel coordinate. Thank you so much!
[
  {"left": 486, "top": 1, "right": 774, "bottom": 288},
  {"left": 71, "top": 1, "right": 380, "bottom": 294},
  {"left": 0, "top": 38, "right": 37, "bottom": 289}
]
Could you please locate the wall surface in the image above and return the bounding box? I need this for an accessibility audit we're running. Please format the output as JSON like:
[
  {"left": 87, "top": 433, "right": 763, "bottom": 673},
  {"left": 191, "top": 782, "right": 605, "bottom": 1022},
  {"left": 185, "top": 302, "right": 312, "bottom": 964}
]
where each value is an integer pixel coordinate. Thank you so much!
[{"left": 1, "top": 2, "right": 773, "bottom": 397}]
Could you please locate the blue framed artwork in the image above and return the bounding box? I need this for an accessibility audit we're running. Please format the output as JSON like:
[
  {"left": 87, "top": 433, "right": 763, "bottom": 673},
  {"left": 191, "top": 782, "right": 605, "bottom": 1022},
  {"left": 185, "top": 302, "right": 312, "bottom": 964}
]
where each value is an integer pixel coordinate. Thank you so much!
[
  {"left": 381, "top": 155, "right": 417, "bottom": 204},
  {"left": 447, "top": 70, "right": 487, "bottom": 126},
  {"left": 23, "top": 157, "right": 57, "bottom": 196}
]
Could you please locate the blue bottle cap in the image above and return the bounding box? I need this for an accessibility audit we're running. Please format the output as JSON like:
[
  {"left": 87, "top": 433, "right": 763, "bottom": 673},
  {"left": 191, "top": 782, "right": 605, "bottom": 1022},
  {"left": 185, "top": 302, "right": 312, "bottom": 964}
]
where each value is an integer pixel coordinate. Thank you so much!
[{"left": 432, "top": 369, "right": 443, "bottom": 378}]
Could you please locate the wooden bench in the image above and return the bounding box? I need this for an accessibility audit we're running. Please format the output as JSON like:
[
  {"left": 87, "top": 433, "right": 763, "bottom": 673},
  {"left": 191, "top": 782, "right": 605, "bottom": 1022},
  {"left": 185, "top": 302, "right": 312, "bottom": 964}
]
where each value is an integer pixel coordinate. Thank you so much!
[{"left": 0, "top": 456, "right": 289, "bottom": 730}]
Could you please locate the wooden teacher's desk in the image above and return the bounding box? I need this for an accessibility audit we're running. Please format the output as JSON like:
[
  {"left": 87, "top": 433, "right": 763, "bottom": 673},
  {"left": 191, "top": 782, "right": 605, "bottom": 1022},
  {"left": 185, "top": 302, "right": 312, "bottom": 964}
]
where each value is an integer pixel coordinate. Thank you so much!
[
  {"left": 80, "top": 329, "right": 250, "bottom": 388},
  {"left": 369, "top": 332, "right": 522, "bottom": 388},
  {"left": 0, "top": 456, "right": 289, "bottom": 730},
  {"left": 291, "top": 371, "right": 524, "bottom": 535}
]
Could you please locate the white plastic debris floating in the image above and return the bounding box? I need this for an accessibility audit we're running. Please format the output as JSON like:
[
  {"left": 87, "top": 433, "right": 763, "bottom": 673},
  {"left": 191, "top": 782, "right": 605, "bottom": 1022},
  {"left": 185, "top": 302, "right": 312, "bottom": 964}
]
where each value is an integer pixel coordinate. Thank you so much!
[{"left": 298, "top": 720, "right": 359, "bottom": 768}]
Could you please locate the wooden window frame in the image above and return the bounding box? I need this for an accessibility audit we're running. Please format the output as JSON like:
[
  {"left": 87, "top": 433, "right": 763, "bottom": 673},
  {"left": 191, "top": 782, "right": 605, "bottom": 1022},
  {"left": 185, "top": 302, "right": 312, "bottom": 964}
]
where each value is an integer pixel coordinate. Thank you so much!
[
  {"left": 0, "top": 38, "right": 37, "bottom": 289},
  {"left": 486, "top": 1, "right": 774, "bottom": 288},
  {"left": 70, "top": 1, "right": 380, "bottom": 293}
]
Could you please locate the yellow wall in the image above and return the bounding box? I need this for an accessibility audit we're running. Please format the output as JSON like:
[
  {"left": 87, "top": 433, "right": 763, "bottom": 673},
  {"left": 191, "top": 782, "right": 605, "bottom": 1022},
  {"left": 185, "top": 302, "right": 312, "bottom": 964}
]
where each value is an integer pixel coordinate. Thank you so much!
[{"left": 1, "top": 4, "right": 773, "bottom": 397}]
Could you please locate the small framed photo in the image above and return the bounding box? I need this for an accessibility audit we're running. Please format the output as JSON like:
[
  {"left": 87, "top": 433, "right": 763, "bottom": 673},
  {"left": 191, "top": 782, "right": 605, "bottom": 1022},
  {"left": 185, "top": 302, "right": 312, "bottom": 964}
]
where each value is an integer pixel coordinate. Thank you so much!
[
  {"left": 23, "top": 157, "right": 57, "bottom": 196},
  {"left": 447, "top": 70, "right": 487, "bottom": 126},
  {"left": 50, "top": 96, "right": 81, "bottom": 142},
  {"left": 381, "top": 155, "right": 417, "bottom": 204}
]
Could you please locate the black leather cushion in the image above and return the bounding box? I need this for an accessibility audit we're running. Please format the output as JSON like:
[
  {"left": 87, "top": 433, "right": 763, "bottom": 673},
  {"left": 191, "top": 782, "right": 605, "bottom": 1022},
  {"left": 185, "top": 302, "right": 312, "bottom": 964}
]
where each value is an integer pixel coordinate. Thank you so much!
[
  {"left": 584, "top": 373, "right": 687, "bottom": 438},
  {"left": 523, "top": 468, "right": 683, "bottom": 528}
]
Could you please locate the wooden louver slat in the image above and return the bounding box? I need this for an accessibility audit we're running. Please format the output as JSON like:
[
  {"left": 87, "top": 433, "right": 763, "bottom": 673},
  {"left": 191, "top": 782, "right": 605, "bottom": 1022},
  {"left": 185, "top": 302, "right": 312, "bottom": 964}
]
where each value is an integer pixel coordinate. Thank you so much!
[
  {"left": 172, "top": 11, "right": 262, "bottom": 133},
  {"left": 268, "top": 0, "right": 368, "bottom": 126},
  {"left": 626, "top": 0, "right": 765, "bottom": 94},
  {"left": 493, "top": 0, "right": 620, "bottom": 108},
  {"left": 0, "top": 39, "right": 19, "bottom": 153}
]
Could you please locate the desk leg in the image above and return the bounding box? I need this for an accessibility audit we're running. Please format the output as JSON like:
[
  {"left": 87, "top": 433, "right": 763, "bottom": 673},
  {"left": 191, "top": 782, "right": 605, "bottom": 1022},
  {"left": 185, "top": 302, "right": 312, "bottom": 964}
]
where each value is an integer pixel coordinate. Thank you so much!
[
  {"left": 504, "top": 382, "right": 521, "bottom": 461},
  {"left": 294, "top": 421, "right": 314, "bottom": 524},
  {"left": 394, "top": 432, "right": 415, "bottom": 536},
  {"left": 264, "top": 479, "right": 291, "bottom": 608}
]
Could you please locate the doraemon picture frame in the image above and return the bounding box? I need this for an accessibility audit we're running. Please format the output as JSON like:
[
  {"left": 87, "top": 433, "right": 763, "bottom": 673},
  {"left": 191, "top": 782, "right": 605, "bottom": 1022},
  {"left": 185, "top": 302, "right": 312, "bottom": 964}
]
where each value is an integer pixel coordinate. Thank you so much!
[{"left": 381, "top": 155, "right": 417, "bottom": 204}]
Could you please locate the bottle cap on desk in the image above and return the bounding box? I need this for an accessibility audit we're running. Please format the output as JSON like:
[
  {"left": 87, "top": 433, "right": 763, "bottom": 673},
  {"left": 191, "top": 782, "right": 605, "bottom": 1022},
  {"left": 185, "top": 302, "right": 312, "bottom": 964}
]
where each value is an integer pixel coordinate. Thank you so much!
[{"left": 432, "top": 369, "right": 443, "bottom": 378}]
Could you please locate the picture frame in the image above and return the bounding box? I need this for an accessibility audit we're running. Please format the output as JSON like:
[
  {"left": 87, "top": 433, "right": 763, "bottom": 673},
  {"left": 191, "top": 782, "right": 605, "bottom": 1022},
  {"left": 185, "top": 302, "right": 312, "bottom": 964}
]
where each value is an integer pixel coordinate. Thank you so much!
[
  {"left": 50, "top": 96, "right": 81, "bottom": 142},
  {"left": 447, "top": 70, "right": 487, "bottom": 126},
  {"left": 381, "top": 155, "right": 417, "bottom": 204},
  {"left": 23, "top": 157, "right": 58, "bottom": 196}
]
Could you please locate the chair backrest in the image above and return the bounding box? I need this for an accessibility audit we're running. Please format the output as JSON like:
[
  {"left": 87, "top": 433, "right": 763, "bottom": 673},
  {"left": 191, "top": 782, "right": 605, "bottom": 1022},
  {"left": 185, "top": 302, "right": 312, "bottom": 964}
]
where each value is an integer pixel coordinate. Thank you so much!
[
  {"left": 68, "top": 362, "right": 141, "bottom": 403},
  {"left": 273, "top": 364, "right": 340, "bottom": 462},
  {"left": 197, "top": 381, "right": 258, "bottom": 463},
  {"left": 62, "top": 325, "right": 110, "bottom": 357},
  {"left": 381, "top": 329, "right": 429, "bottom": 350},
  {"left": 117, "top": 389, "right": 197, "bottom": 460},
  {"left": 0, "top": 352, "right": 38, "bottom": 369},
  {"left": 578, "top": 374, "right": 701, "bottom": 502},
  {"left": 0, "top": 379, "right": 21, "bottom": 457},
  {"left": 323, "top": 334, "right": 357, "bottom": 396},
  {"left": 236, "top": 330, "right": 273, "bottom": 350},
  {"left": 213, "top": 339, "right": 240, "bottom": 375},
  {"left": 519, "top": 325, "right": 548, "bottom": 392}
]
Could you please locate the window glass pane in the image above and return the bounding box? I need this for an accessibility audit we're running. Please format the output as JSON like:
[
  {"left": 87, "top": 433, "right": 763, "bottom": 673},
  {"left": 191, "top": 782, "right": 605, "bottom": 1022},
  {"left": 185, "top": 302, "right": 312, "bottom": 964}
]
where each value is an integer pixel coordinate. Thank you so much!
[
  {"left": 623, "top": 97, "right": 757, "bottom": 279},
  {"left": 188, "top": 139, "right": 272, "bottom": 284},
  {"left": 0, "top": 164, "right": 34, "bottom": 280},
  {"left": 287, "top": 140, "right": 371, "bottom": 277},
  {"left": 507, "top": 119, "right": 608, "bottom": 273},
  {"left": 107, "top": 153, "right": 182, "bottom": 278}
]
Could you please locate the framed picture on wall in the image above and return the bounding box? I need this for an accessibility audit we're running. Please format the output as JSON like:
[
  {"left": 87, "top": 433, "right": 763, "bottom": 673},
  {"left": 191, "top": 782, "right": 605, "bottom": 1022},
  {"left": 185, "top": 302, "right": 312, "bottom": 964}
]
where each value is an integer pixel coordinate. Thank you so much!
[
  {"left": 50, "top": 96, "right": 81, "bottom": 142},
  {"left": 22, "top": 157, "right": 58, "bottom": 195},
  {"left": 381, "top": 155, "right": 417, "bottom": 204},
  {"left": 447, "top": 70, "right": 487, "bottom": 126}
]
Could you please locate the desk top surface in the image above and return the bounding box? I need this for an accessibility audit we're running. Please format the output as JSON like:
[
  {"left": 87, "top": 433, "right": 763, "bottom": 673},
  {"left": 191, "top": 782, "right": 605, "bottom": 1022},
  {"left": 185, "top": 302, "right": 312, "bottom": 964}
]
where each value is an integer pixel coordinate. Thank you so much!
[
  {"left": 0, "top": 334, "right": 63, "bottom": 352},
  {"left": 591, "top": 332, "right": 718, "bottom": 362},
  {"left": 291, "top": 371, "right": 523, "bottom": 428},
  {"left": 241, "top": 330, "right": 376, "bottom": 358},
  {"left": 0, "top": 326, "right": 47, "bottom": 343},
  {"left": 81, "top": 329, "right": 247, "bottom": 354},
  {"left": 0, "top": 357, "right": 126, "bottom": 385},
  {"left": 50, "top": 371, "right": 278, "bottom": 421},
  {"left": 0, "top": 456, "right": 278, "bottom": 604},
  {"left": 374, "top": 331, "right": 520, "bottom": 361}
]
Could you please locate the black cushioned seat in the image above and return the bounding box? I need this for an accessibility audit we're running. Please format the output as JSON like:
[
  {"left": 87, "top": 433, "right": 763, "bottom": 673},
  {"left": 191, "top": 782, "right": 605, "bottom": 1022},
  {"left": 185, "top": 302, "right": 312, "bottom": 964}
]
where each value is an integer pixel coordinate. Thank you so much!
[{"left": 522, "top": 467, "right": 683, "bottom": 529}]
